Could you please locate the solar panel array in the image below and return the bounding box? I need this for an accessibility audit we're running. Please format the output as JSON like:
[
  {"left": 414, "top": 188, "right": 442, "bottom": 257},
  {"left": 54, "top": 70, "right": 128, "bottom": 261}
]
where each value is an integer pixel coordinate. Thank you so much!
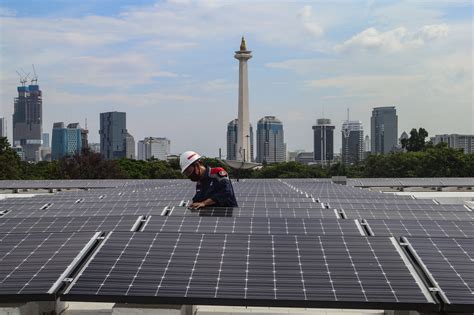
[
  {"left": 350, "top": 178, "right": 474, "bottom": 188},
  {"left": 0, "top": 178, "right": 472, "bottom": 313}
]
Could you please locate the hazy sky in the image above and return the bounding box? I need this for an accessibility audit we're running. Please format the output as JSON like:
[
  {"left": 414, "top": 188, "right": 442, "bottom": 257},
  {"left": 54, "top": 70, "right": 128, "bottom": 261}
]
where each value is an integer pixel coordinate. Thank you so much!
[{"left": 0, "top": 0, "right": 472, "bottom": 157}]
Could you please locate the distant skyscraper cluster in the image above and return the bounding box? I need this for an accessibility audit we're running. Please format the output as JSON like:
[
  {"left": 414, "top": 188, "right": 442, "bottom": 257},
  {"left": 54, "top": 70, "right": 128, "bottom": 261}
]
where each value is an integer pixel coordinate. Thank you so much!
[{"left": 5, "top": 42, "right": 472, "bottom": 166}]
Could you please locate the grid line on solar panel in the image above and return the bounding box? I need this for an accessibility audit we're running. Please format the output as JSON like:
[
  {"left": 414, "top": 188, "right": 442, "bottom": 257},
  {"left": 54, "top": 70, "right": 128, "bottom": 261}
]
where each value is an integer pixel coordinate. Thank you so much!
[
  {"left": 141, "top": 216, "right": 362, "bottom": 235},
  {"left": 0, "top": 216, "right": 139, "bottom": 234},
  {"left": 351, "top": 178, "right": 474, "bottom": 187},
  {"left": 342, "top": 209, "right": 474, "bottom": 221},
  {"left": 329, "top": 203, "right": 468, "bottom": 211},
  {"left": 364, "top": 219, "right": 474, "bottom": 238},
  {"left": 63, "top": 232, "right": 436, "bottom": 310},
  {"left": 0, "top": 200, "right": 179, "bottom": 211},
  {"left": 169, "top": 207, "right": 338, "bottom": 218},
  {"left": 404, "top": 237, "right": 474, "bottom": 312},
  {"left": 320, "top": 198, "right": 436, "bottom": 205},
  {"left": 0, "top": 231, "right": 99, "bottom": 301},
  {"left": 1, "top": 203, "right": 173, "bottom": 219}
]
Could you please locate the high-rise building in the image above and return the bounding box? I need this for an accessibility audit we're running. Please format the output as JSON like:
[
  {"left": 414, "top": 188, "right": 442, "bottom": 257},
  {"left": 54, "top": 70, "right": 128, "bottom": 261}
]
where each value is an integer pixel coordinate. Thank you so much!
[
  {"left": 124, "top": 132, "right": 135, "bottom": 159},
  {"left": 227, "top": 119, "right": 254, "bottom": 161},
  {"left": 371, "top": 106, "right": 398, "bottom": 154},
  {"left": 81, "top": 128, "right": 89, "bottom": 149},
  {"left": 138, "top": 137, "right": 171, "bottom": 161},
  {"left": 51, "top": 122, "right": 83, "bottom": 160},
  {"left": 312, "top": 118, "right": 334, "bottom": 165},
  {"left": 256, "top": 116, "right": 286, "bottom": 163},
  {"left": 13, "top": 84, "right": 42, "bottom": 161},
  {"left": 99, "top": 111, "right": 129, "bottom": 160},
  {"left": 0, "top": 117, "right": 6, "bottom": 138},
  {"left": 42, "top": 133, "right": 50, "bottom": 148},
  {"left": 67, "top": 123, "right": 88, "bottom": 152},
  {"left": 341, "top": 120, "right": 364, "bottom": 165},
  {"left": 364, "top": 135, "right": 370, "bottom": 152},
  {"left": 431, "top": 134, "right": 474, "bottom": 154}
]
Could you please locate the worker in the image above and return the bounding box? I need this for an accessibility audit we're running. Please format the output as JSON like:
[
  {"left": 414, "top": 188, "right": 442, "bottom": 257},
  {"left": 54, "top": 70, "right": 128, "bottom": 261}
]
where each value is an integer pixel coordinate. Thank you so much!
[{"left": 180, "top": 151, "right": 238, "bottom": 209}]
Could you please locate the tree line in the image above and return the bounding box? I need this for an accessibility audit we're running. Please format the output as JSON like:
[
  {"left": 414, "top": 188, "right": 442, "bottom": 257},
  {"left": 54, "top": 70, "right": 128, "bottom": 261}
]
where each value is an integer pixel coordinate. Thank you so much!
[{"left": 1, "top": 129, "right": 473, "bottom": 180}]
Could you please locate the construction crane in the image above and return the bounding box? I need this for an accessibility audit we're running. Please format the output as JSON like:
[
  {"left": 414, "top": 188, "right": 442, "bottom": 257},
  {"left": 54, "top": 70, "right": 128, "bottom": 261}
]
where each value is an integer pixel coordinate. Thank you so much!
[
  {"left": 16, "top": 70, "right": 28, "bottom": 86},
  {"left": 31, "top": 64, "right": 38, "bottom": 85}
]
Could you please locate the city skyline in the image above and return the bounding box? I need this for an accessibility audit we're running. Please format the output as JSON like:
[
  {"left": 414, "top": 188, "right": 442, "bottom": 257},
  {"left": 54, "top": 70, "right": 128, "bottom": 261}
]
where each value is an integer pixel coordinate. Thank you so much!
[{"left": 0, "top": 1, "right": 472, "bottom": 157}]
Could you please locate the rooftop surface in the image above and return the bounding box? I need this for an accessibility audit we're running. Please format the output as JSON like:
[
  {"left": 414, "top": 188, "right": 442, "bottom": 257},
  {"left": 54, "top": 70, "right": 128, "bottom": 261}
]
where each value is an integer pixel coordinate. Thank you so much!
[{"left": 0, "top": 178, "right": 472, "bottom": 314}]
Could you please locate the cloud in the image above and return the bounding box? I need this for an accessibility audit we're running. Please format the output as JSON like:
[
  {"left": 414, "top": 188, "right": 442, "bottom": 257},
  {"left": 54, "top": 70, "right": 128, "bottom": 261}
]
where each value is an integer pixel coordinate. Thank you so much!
[
  {"left": 299, "top": 5, "right": 324, "bottom": 37},
  {"left": 416, "top": 24, "right": 449, "bottom": 40},
  {"left": 202, "top": 79, "right": 236, "bottom": 92},
  {"left": 336, "top": 24, "right": 449, "bottom": 53},
  {"left": 0, "top": 1, "right": 472, "bottom": 155}
]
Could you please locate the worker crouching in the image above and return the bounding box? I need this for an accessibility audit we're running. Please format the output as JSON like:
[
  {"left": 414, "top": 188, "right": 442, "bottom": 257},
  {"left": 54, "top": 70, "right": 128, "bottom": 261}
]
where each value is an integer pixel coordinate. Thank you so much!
[{"left": 180, "top": 151, "right": 238, "bottom": 210}]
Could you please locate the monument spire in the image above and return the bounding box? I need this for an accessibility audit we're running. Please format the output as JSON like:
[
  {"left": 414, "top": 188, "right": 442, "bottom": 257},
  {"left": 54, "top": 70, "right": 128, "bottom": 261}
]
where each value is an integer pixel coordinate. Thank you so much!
[{"left": 234, "top": 37, "right": 252, "bottom": 162}]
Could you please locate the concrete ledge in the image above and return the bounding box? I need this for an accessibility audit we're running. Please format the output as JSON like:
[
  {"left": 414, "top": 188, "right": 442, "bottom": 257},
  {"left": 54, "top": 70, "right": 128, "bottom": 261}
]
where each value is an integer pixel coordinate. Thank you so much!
[
  {"left": 0, "top": 301, "right": 65, "bottom": 315},
  {"left": 112, "top": 304, "right": 195, "bottom": 315}
]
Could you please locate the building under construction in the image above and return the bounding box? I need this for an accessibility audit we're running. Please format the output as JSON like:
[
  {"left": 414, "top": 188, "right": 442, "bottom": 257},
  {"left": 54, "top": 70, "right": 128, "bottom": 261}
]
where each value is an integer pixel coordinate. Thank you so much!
[{"left": 13, "top": 68, "right": 43, "bottom": 161}]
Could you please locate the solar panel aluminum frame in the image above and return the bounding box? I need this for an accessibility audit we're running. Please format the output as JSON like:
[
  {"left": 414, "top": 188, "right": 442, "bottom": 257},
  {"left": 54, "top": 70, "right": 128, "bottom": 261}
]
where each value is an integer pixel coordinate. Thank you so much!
[
  {"left": 60, "top": 294, "right": 440, "bottom": 311},
  {"left": 401, "top": 237, "right": 472, "bottom": 312},
  {"left": 47, "top": 232, "right": 103, "bottom": 295}
]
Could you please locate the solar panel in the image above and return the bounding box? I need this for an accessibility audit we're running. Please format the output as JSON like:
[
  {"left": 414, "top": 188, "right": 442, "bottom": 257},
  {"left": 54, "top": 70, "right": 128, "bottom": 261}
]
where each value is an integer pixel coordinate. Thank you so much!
[
  {"left": 170, "top": 207, "right": 338, "bottom": 218},
  {"left": 1, "top": 178, "right": 473, "bottom": 312},
  {"left": 341, "top": 209, "right": 474, "bottom": 221},
  {"left": 0, "top": 216, "right": 139, "bottom": 234},
  {"left": 329, "top": 203, "right": 468, "bottom": 212},
  {"left": 320, "top": 198, "right": 436, "bottom": 205},
  {"left": 1, "top": 203, "right": 172, "bottom": 218},
  {"left": 364, "top": 219, "right": 474, "bottom": 238},
  {"left": 0, "top": 232, "right": 100, "bottom": 302},
  {"left": 63, "top": 232, "right": 436, "bottom": 310},
  {"left": 141, "top": 216, "right": 363, "bottom": 236},
  {"left": 403, "top": 237, "right": 474, "bottom": 312}
]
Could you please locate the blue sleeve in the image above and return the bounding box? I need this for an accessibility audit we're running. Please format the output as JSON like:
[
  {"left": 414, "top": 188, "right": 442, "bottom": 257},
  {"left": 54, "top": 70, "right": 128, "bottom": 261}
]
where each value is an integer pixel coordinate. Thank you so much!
[{"left": 209, "top": 179, "right": 236, "bottom": 206}]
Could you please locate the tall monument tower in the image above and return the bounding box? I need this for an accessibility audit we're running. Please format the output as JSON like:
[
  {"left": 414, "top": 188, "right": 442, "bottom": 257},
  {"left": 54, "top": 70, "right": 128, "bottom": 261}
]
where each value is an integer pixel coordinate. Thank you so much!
[{"left": 234, "top": 37, "right": 252, "bottom": 162}]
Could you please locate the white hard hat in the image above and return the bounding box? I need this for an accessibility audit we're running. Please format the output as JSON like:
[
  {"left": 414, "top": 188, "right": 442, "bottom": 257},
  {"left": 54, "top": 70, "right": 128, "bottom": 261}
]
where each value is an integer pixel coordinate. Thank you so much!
[{"left": 180, "top": 151, "right": 201, "bottom": 173}]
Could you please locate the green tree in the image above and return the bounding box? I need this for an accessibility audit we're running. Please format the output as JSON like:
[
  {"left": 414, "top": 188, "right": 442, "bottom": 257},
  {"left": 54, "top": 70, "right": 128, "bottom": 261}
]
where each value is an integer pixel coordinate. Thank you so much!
[
  {"left": 0, "top": 137, "right": 22, "bottom": 179},
  {"left": 59, "top": 148, "right": 125, "bottom": 179},
  {"left": 401, "top": 128, "right": 429, "bottom": 152}
]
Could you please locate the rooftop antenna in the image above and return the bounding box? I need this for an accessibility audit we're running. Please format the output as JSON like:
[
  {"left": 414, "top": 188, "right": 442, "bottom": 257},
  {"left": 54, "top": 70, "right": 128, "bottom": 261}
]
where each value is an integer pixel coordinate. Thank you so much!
[
  {"left": 347, "top": 108, "right": 350, "bottom": 121},
  {"left": 31, "top": 64, "right": 38, "bottom": 85},
  {"left": 85, "top": 117, "right": 88, "bottom": 130}
]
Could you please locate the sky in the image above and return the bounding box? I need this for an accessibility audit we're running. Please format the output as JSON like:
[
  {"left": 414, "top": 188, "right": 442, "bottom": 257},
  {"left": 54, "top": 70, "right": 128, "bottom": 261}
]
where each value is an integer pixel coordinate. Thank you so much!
[{"left": 0, "top": 0, "right": 472, "bottom": 158}]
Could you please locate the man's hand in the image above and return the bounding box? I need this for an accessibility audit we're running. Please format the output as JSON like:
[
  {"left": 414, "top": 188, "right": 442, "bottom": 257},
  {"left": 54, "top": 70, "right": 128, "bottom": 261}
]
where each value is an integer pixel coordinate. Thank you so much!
[
  {"left": 188, "top": 198, "right": 216, "bottom": 210},
  {"left": 188, "top": 202, "right": 206, "bottom": 210}
]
